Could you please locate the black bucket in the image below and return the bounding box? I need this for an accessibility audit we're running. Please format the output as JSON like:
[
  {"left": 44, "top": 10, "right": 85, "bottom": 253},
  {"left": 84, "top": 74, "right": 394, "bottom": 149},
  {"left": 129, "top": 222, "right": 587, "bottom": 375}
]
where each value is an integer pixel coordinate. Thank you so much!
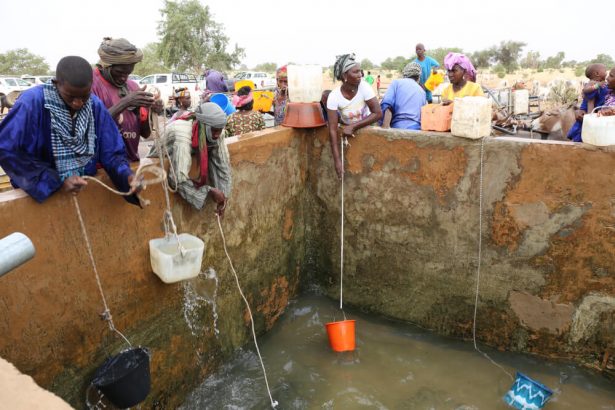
[{"left": 92, "top": 347, "right": 151, "bottom": 409}]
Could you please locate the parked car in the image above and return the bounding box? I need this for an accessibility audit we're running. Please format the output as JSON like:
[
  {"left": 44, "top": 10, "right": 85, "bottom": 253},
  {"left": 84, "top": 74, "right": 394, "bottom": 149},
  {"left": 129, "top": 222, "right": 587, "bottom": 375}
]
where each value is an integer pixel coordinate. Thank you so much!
[
  {"left": 138, "top": 73, "right": 199, "bottom": 108},
  {"left": 128, "top": 74, "right": 142, "bottom": 82},
  {"left": 225, "top": 71, "right": 277, "bottom": 91},
  {"left": 21, "top": 75, "right": 53, "bottom": 85},
  {"left": 0, "top": 77, "right": 33, "bottom": 109},
  {"left": 0, "top": 76, "right": 33, "bottom": 95}
]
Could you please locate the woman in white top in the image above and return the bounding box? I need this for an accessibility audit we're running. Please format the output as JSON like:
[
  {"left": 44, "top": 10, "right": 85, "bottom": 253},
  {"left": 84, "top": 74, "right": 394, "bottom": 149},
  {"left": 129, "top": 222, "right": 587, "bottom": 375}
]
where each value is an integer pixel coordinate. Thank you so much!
[{"left": 327, "top": 53, "right": 382, "bottom": 179}]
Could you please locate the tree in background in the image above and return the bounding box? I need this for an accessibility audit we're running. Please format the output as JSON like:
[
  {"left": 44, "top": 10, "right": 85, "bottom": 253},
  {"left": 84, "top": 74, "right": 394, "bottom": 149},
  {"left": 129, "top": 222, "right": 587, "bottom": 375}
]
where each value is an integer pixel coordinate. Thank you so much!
[
  {"left": 132, "top": 43, "right": 171, "bottom": 76},
  {"left": 427, "top": 47, "right": 463, "bottom": 67},
  {"left": 544, "top": 51, "right": 565, "bottom": 69},
  {"left": 471, "top": 49, "right": 496, "bottom": 69},
  {"left": 491, "top": 41, "right": 526, "bottom": 73},
  {"left": 520, "top": 51, "right": 541, "bottom": 70},
  {"left": 157, "top": 0, "right": 244, "bottom": 73},
  {"left": 0, "top": 48, "right": 50, "bottom": 75},
  {"left": 406, "top": 47, "right": 464, "bottom": 67},
  {"left": 589, "top": 53, "right": 615, "bottom": 68},
  {"left": 253, "top": 62, "right": 277, "bottom": 72},
  {"left": 360, "top": 58, "right": 375, "bottom": 70},
  {"left": 380, "top": 56, "right": 410, "bottom": 71}
]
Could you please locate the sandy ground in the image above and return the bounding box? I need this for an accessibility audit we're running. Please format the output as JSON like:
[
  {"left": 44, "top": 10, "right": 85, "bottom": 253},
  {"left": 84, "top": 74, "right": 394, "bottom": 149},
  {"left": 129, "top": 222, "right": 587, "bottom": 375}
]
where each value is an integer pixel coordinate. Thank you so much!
[
  {"left": 320, "top": 67, "right": 584, "bottom": 93},
  {"left": 0, "top": 356, "right": 73, "bottom": 409}
]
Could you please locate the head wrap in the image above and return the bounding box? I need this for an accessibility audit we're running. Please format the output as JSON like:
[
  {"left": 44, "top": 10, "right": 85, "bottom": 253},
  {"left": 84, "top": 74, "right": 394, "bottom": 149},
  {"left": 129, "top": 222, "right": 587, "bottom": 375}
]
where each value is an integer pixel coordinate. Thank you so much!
[
  {"left": 97, "top": 37, "right": 143, "bottom": 68},
  {"left": 403, "top": 62, "right": 422, "bottom": 79},
  {"left": 195, "top": 102, "right": 227, "bottom": 128},
  {"left": 333, "top": 53, "right": 357, "bottom": 81},
  {"left": 232, "top": 91, "right": 254, "bottom": 108},
  {"left": 174, "top": 88, "right": 190, "bottom": 98},
  {"left": 276, "top": 65, "right": 288, "bottom": 79},
  {"left": 444, "top": 52, "right": 477, "bottom": 82}
]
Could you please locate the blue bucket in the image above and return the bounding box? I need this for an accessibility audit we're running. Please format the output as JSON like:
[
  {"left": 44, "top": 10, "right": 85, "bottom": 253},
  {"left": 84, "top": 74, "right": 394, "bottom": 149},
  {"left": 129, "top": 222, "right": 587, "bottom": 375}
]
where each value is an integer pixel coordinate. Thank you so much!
[
  {"left": 211, "top": 93, "right": 236, "bottom": 116},
  {"left": 504, "top": 372, "right": 553, "bottom": 410}
]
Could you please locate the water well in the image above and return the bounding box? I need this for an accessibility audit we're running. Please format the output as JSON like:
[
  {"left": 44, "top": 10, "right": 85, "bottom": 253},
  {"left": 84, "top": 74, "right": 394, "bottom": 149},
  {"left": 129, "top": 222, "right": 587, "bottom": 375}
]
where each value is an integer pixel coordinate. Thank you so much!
[{"left": 0, "top": 126, "right": 614, "bottom": 407}]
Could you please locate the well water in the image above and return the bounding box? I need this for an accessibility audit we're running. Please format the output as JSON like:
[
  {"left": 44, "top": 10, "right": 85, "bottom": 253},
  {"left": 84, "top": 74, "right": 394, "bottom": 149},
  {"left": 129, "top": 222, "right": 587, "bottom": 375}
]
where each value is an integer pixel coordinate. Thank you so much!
[{"left": 180, "top": 294, "right": 615, "bottom": 409}]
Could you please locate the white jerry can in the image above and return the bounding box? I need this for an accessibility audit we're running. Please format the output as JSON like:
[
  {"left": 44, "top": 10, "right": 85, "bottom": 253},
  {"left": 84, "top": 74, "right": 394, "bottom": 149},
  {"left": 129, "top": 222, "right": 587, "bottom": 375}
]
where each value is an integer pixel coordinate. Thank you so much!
[
  {"left": 451, "top": 97, "right": 492, "bottom": 139},
  {"left": 581, "top": 112, "right": 615, "bottom": 146},
  {"left": 513, "top": 89, "right": 529, "bottom": 115}
]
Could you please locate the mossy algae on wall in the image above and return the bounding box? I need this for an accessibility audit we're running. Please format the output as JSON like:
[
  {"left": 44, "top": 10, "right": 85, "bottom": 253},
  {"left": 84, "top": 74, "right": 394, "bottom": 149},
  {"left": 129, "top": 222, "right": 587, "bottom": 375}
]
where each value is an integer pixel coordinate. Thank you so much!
[
  {"left": 310, "top": 128, "right": 615, "bottom": 375},
  {"left": 0, "top": 126, "right": 614, "bottom": 406}
]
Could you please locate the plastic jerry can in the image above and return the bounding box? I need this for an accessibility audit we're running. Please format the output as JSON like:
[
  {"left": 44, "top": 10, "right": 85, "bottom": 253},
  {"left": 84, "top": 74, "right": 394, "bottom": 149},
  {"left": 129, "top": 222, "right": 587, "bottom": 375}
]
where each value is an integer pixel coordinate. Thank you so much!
[
  {"left": 420, "top": 103, "right": 454, "bottom": 132},
  {"left": 451, "top": 97, "right": 492, "bottom": 139},
  {"left": 287, "top": 65, "right": 322, "bottom": 103},
  {"left": 581, "top": 113, "right": 615, "bottom": 146},
  {"left": 513, "top": 89, "right": 529, "bottom": 115}
]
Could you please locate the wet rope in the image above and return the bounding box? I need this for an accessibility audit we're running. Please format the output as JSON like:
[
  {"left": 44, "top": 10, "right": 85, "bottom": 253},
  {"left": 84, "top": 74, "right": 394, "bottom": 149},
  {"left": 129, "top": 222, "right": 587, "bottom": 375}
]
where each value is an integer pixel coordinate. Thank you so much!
[
  {"left": 216, "top": 213, "right": 278, "bottom": 409},
  {"left": 82, "top": 163, "right": 165, "bottom": 206},
  {"left": 149, "top": 110, "right": 185, "bottom": 255},
  {"left": 73, "top": 196, "right": 132, "bottom": 347},
  {"left": 339, "top": 135, "right": 351, "bottom": 320},
  {"left": 340, "top": 136, "right": 345, "bottom": 310},
  {"left": 472, "top": 137, "right": 514, "bottom": 381}
]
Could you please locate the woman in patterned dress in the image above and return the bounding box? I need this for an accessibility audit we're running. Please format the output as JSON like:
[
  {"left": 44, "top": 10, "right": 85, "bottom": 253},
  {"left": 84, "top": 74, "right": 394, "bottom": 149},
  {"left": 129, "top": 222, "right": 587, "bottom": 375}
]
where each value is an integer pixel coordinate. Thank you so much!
[{"left": 225, "top": 86, "right": 265, "bottom": 136}]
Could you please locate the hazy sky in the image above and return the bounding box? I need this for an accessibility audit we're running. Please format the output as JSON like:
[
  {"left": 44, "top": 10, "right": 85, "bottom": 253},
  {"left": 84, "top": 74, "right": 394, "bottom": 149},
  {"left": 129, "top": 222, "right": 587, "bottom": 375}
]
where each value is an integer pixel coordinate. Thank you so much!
[{"left": 1, "top": 0, "right": 612, "bottom": 71}]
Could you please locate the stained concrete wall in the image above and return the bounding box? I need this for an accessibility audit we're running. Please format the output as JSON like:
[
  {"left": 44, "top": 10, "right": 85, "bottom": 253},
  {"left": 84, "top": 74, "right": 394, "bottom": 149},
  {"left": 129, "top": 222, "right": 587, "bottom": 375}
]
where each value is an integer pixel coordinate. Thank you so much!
[
  {"left": 1, "top": 126, "right": 614, "bottom": 407},
  {"left": 0, "top": 127, "right": 309, "bottom": 408},
  {"left": 309, "top": 128, "right": 615, "bottom": 375}
]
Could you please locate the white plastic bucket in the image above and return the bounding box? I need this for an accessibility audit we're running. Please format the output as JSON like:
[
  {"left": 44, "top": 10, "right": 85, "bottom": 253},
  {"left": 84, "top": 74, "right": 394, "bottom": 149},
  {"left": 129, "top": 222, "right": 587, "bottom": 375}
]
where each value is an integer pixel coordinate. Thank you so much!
[
  {"left": 451, "top": 97, "right": 492, "bottom": 139},
  {"left": 581, "top": 111, "right": 615, "bottom": 146},
  {"left": 287, "top": 65, "right": 322, "bottom": 103},
  {"left": 149, "top": 234, "right": 204, "bottom": 283}
]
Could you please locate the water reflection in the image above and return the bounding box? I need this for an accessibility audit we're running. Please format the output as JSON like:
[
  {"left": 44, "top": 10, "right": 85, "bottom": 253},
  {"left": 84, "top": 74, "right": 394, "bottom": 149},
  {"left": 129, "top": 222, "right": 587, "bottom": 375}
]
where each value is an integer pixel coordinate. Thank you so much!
[{"left": 181, "top": 294, "right": 615, "bottom": 409}]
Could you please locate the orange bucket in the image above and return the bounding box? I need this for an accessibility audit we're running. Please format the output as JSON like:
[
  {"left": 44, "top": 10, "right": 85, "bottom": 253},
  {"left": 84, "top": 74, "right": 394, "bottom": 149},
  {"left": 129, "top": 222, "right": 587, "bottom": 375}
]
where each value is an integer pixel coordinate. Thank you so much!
[{"left": 325, "top": 320, "right": 356, "bottom": 352}]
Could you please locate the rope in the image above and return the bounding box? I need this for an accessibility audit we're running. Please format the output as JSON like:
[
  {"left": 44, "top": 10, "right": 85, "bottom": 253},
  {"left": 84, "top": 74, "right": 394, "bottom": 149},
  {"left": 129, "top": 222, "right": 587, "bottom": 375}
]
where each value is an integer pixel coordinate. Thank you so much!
[
  {"left": 472, "top": 137, "right": 514, "bottom": 381},
  {"left": 340, "top": 136, "right": 345, "bottom": 310},
  {"left": 216, "top": 214, "right": 278, "bottom": 409},
  {"left": 149, "top": 110, "right": 185, "bottom": 256},
  {"left": 73, "top": 196, "right": 132, "bottom": 347},
  {"left": 82, "top": 163, "right": 165, "bottom": 197}
]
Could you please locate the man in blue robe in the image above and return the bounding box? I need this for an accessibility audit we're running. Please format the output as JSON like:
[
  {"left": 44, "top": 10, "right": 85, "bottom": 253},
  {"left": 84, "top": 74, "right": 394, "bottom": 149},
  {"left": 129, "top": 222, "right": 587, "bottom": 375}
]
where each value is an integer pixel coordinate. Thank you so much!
[{"left": 0, "top": 56, "right": 139, "bottom": 204}]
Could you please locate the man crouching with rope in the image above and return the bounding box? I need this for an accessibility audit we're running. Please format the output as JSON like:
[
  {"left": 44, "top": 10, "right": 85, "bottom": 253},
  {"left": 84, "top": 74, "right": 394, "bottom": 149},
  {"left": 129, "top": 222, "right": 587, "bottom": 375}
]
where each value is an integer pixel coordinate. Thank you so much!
[
  {"left": 158, "top": 102, "right": 231, "bottom": 216},
  {"left": 0, "top": 56, "right": 141, "bottom": 205}
]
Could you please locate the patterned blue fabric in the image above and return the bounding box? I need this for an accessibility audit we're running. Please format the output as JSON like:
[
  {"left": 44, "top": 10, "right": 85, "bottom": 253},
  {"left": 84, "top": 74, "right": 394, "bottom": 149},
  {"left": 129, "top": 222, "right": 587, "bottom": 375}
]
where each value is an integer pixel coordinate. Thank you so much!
[
  {"left": 43, "top": 83, "right": 96, "bottom": 180},
  {"left": 0, "top": 86, "right": 136, "bottom": 204}
]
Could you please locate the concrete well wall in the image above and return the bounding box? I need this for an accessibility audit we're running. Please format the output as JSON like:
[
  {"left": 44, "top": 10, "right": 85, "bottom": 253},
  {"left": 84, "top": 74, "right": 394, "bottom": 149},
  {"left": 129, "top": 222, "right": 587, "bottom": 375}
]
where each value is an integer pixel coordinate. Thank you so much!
[
  {"left": 0, "top": 127, "right": 310, "bottom": 408},
  {"left": 309, "top": 128, "right": 615, "bottom": 374},
  {"left": 0, "top": 125, "right": 613, "bottom": 407}
]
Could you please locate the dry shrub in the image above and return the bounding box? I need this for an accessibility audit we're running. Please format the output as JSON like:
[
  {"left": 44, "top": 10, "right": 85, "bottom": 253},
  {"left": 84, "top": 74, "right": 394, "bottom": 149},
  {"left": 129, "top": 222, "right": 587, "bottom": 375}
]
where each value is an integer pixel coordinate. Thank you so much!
[{"left": 547, "top": 81, "right": 578, "bottom": 106}]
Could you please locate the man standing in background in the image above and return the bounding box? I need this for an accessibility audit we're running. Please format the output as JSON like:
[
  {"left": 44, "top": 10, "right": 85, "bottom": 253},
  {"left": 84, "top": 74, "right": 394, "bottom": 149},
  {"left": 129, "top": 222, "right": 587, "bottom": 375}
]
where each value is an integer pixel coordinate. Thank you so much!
[
  {"left": 91, "top": 37, "right": 154, "bottom": 162},
  {"left": 414, "top": 43, "right": 440, "bottom": 104}
]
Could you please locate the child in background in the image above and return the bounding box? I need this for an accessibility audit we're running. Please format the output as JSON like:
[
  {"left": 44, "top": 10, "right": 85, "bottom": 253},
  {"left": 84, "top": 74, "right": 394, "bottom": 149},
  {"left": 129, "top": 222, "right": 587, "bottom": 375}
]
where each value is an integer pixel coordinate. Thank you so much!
[{"left": 567, "top": 63, "right": 608, "bottom": 142}]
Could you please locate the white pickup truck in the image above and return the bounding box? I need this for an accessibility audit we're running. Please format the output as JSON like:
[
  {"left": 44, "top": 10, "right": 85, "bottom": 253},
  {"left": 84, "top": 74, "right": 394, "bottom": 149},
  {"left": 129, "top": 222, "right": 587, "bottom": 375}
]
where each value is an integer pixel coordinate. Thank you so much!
[
  {"left": 227, "top": 71, "right": 277, "bottom": 91},
  {"left": 138, "top": 73, "right": 199, "bottom": 108}
]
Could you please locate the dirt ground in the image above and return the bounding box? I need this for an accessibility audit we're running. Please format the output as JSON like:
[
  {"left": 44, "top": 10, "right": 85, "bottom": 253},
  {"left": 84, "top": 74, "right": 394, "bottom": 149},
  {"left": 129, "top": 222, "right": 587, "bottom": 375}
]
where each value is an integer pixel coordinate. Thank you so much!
[{"left": 321, "top": 67, "right": 584, "bottom": 92}]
